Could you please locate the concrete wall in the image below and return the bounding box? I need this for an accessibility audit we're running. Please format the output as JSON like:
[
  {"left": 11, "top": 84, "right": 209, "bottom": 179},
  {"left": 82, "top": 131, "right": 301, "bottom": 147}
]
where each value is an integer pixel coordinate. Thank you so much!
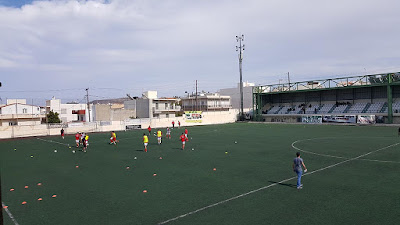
[
  {"left": 93, "top": 104, "right": 136, "bottom": 121},
  {"left": 219, "top": 86, "right": 253, "bottom": 112},
  {"left": 136, "top": 99, "right": 151, "bottom": 118}
]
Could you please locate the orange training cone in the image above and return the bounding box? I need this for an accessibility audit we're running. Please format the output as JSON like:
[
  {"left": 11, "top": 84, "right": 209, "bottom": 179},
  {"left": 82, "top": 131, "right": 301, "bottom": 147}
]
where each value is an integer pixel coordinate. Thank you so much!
[
  {"left": 143, "top": 190, "right": 147, "bottom": 193},
  {"left": 52, "top": 195, "right": 57, "bottom": 198},
  {"left": 22, "top": 201, "right": 27, "bottom": 205},
  {"left": 24, "top": 185, "right": 29, "bottom": 189},
  {"left": 10, "top": 188, "right": 14, "bottom": 191},
  {"left": 38, "top": 198, "right": 43, "bottom": 201}
]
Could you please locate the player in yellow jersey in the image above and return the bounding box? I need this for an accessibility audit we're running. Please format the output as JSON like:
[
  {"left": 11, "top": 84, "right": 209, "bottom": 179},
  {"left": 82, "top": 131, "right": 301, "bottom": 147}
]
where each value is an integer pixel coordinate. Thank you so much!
[
  {"left": 83, "top": 135, "right": 89, "bottom": 152},
  {"left": 110, "top": 131, "right": 117, "bottom": 145},
  {"left": 157, "top": 129, "right": 162, "bottom": 145},
  {"left": 143, "top": 133, "right": 149, "bottom": 152}
]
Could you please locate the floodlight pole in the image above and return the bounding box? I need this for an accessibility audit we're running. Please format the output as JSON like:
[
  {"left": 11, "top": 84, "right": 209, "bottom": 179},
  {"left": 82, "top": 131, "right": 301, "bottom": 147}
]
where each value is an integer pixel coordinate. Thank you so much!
[
  {"left": 236, "top": 34, "right": 245, "bottom": 120},
  {"left": 86, "top": 88, "right": 91, "bottom": 122}
]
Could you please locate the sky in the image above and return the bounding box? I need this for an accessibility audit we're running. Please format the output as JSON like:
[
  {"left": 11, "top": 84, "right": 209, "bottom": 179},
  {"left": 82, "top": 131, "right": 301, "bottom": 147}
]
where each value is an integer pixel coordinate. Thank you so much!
[{"left": 0, "top": 0, "right": 400, "bottom": 105}]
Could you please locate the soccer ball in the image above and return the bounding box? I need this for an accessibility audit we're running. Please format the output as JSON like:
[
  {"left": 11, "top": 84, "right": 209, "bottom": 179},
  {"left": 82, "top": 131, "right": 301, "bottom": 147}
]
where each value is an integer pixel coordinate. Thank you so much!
[
  {"left": 134, "top": 157, "right": 137, "bottom": 160},
  {"left": 72, "top": 150, "right": 76, "bottom": 153},
  {"left": 54, "top": 150, "right": 57, "bottom": 153},
  {"left": 191, "top": 148, "right": 194, "bottom": 151},
  {"left": 234, "top": 141, "right": 237, "bottom": 144}
]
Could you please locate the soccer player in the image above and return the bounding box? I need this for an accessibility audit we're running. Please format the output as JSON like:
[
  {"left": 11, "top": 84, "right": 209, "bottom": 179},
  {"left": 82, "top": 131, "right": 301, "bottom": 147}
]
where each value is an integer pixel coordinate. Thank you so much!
[
  {"left": 178, "top": 121, "right": 181, "bottom": 128},
  {"left": 61, "top": 128, "right": 65, "bottom": 139},
  {"left": 143, "top": 133, "right": 149, "bottom": 152},
  {"left": 157, "top": 129, "right": 162, "bottom": 145},
  {"left": 83, "top": 134, "right": 89, "bottom": 152},
  {"left": 166, "top": 127, "right": 171, "bottom": 139},
  {"left": 110, "top": 131, "right": 117, "bottom": 145},
  {"left": 180, "top": 133, "right": 188, "bottom": 150},
  {"left": 172, "top": 121, "right": 175, "bottom": 128},
  {"left": 148, "top": 126, "right": 152, "bottom": 135},
  {"left": 184, "top": 128, "right": 188, "bottom": 140},
  {"left": 293, "top": 152, "right": 307, "bottom": 189},
  {"left": 81, "top": 132, "right": 85, "bottom": 146},
  {"left": 75, "top": 132, "right": 80, "bottom": 147}
]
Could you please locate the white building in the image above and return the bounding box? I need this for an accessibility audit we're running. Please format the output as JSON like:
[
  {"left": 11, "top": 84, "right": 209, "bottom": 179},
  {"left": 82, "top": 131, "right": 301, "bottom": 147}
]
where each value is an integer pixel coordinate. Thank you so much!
[
  {"left": 0, "top": 101, "right": 44, "bottom": 126},
  {"left": 219, "top": 82, "right": 254, "bottom": 112},
  {"left": 124, "top": 91, "right": 181, "bottom": 119},
  {"left": 46, "top": 97, "right": 93, "bottom": 123},
  {"left": 181, "top": 93, "right": 231, "bottom": 111}
]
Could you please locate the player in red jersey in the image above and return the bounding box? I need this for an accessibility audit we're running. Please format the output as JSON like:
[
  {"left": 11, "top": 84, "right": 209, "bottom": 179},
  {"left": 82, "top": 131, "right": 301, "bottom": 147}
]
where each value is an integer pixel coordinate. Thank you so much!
[
  {"left": 180, "top": 133, "right": 188, "bottom": 150},
  {"left": 75, "top": 132, "right": 80, "bottom": 147},
  {"left": 172, "top": 121, "right": 175, "bottom": 128},
  {"left": 147, "top": 126, "right": 151, "bottom": 135},
  {"left": 178, "top": 121, "right": 181, "bottom": 128},
  {"left": 61, "top": 128, "right": 65, "bottom": 139},
  {"left": 166, "top": 127, "right": 171, "bottom": 139},
  {"left": 184, "top": 128, "right": 188, "bottom": 140}
]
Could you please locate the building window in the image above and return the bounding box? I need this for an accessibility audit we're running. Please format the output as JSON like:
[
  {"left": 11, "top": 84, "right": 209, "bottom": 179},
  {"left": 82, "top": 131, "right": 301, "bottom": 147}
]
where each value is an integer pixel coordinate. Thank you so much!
[
  {"left": 9, "top": 121, "right": 17, "bottom": 126},
  {"left": 61, "top": 108, "right": 67, "bottom": 114},
  {"left": 23, "top": 108, "right": 27, "bottom": 113},
  {"left": 166, "top": 114, "right": 169, "bottom": 118},
  {"left": 165, "top": 103, "right": 168, "bottom": 109},
  {"left": 155, "top": 103, "right": 159, "bottom": 110}
]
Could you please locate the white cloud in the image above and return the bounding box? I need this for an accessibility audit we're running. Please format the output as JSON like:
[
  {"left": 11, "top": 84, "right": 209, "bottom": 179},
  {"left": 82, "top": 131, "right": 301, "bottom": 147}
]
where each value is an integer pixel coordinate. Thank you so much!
[{"left": 0, "top": 0, "right": 400, "bottom": 102}]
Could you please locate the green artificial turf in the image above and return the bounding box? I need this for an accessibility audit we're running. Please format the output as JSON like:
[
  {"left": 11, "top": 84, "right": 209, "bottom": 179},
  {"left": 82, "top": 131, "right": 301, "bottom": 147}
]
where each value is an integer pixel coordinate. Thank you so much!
[{"left": 1, "top": 123, "right": 400, "bottom": 224}]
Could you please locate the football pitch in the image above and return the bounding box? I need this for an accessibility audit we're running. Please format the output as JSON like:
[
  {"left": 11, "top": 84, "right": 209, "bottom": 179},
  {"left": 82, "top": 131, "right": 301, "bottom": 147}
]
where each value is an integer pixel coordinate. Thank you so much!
[{"left": 1, "top": 123, "right": 400, "bottom": 225}]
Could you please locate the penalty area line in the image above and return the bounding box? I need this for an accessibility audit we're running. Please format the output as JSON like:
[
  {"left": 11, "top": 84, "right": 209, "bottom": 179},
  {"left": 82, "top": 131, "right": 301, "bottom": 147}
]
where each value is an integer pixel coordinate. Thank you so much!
[
  {"left": 2, "top": 202, "right": 19, "bottom": 225},
  {"left": 158, "top": 142, "right": 400, "bottom": 224},
  {"left": 36, "top": 138, "right": 69, "bottom": 146}
]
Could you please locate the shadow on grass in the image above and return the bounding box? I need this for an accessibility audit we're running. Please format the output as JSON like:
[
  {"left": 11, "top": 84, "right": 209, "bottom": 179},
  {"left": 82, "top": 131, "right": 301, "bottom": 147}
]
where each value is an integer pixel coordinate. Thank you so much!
[
  {"left": 135, "top": 150, "right": 144, "bottom": 152},
  {"left": 268, "top": 181, "right": 297, "bottom": 188}
]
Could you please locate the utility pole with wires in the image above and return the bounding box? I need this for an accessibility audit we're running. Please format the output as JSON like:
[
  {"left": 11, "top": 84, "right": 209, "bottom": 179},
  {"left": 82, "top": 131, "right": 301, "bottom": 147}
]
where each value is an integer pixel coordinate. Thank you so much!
[
  {"left": 85, "top": 88, "right": 91, "bottom": 122},
  {"left": 236, "top": 34, "right": 245, "bottom": 120},
  {"left": 287, "top": 72, "right": 291, "bottom": 90},
  {"left": 195, "top": 80, "right": 198, "bottom": 111}
]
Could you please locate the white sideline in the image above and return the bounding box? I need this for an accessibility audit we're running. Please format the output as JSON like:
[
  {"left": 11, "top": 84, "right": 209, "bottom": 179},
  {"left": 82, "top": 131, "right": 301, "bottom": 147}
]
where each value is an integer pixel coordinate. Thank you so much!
[
  {"left": 2, "top": 202, "right": 19, "bottom": 225},
  {"left": 157, "top": 142, "right": 400, "bottom": 224}
]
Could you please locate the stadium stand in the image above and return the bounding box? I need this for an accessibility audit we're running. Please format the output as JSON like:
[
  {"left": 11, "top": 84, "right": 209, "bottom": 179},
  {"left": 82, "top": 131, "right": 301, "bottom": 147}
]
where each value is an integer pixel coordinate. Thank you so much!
[
  {"left": 318, "top": 104, "right": 335, "bottom": 114},
  {"left": 347, "top": 102, "right": 368, "bottom": 113},
  {"left": 365, "top": 102, "right": 385, "bottom": 113},
  {"left": 330, "top": 104, "right": 349, "bottom": 114},
  {"left": 266, "top": 105, "right": 281, "bottom": 114}
]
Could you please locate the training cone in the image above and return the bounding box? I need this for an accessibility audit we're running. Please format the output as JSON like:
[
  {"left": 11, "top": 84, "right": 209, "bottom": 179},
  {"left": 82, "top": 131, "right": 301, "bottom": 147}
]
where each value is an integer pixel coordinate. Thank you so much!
[
  {"left": 10, "top": 188, "right": 14, "bottom": 191},
  {"left": 153, "top": 173, "right": 157, "bottom": 176},
  {"left": 52, "top": 195, "right": 57, "bottom": 198},
  {"left": 22, "top": 201, "right": 27, "bottom": 205},
  {"left": 75, "top": 166, "right": 79, "bottom": 168},
  {"left": 3, "top": 205, "right": 8, "bottom": 209},
  {"left": 143, "top": 190, "right": 147, "bottom": 193},
  {"left": 37, "top": 183, "right": 42, "bottom": 186},
  {"left": 126, "top": 166, "right": 130, "bottom": 170},
  {"left": 213, "top": 168, "right": 216, "bottom": 171},
  {"left": 38, "top": 198, "right": 43, "bottom": 201},
  {"left": 24, "top": 185, "right": 29, "bottom": 189},
  {"left": 159, "top": 157, "right": 162, "bottom": 160}
]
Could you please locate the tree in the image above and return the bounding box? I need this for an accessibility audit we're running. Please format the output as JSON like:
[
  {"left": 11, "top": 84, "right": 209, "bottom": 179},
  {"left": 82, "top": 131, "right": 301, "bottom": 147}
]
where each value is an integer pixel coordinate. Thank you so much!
[{"left": 47, "top": 110, "right": 61, "bottom": 123}]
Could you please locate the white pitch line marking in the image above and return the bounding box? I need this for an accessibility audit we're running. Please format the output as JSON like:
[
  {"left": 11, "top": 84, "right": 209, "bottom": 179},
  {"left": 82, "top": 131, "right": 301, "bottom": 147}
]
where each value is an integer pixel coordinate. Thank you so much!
[
  {"left": 2, "top": 202, "right": 19, "bottom": 225},
  {"left": 292, "top": 138, "right": 400, "bottom": 164},
  {"left": 36, "top": 138, "right": 69, "bottom": 146},
  {"left": 158, "top": 142, "right": 400, "bottom": 224}
]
